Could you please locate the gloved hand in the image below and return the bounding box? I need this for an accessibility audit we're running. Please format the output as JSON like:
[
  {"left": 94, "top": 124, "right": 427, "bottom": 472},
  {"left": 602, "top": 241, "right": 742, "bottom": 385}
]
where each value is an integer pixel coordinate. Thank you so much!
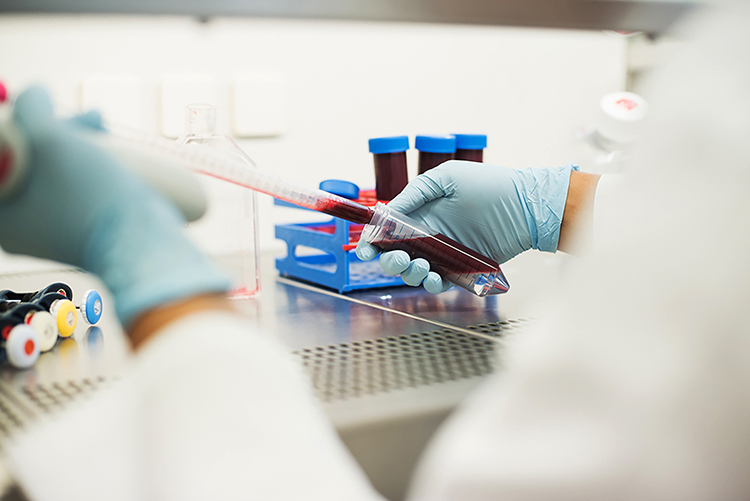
[
  {"left": 0, "top": 87, "right": 229, "bottom": 326},
  {"left": 356, "top": 159, "right": 577, "bottom": 293}
]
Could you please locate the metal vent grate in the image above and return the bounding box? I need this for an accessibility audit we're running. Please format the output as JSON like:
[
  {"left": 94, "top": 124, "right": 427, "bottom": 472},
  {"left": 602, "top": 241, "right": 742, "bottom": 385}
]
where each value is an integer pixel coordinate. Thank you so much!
[
  {"left": 20, "top": 378, "right": 109, "bottom": 415},
  {"left": 0, "top": 320, "right": 532, "bottom": 434},
  {"left": 0, "top": 378, "right": 112, "bottom": 457},
  {"left": 0, "top": 267, "right": 83, "bottom": 280},
  {"left": 295, "top": 319, "right": 531, "bottom": 402},
  {"left": 0, "top": 399, "right": 25, "bottom": 439},
  {"left": 0, "top": 378, "right": 111, "bottom": 453}
]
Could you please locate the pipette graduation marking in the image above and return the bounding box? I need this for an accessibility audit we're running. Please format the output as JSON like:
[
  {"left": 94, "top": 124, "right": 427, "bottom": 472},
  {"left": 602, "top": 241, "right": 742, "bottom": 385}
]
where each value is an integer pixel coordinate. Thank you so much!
[{"left": 108, "top": 127, "right": 376, "bottom": 224}]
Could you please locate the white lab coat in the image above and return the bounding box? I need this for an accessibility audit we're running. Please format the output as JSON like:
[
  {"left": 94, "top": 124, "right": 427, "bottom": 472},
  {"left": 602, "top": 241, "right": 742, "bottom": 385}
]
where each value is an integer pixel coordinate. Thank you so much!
[
  {"left": 7, "top": 4, "right": 750, "bottom": 500},
  {"left": 7, "top": 313, "right": 384, "bottom": 501}
]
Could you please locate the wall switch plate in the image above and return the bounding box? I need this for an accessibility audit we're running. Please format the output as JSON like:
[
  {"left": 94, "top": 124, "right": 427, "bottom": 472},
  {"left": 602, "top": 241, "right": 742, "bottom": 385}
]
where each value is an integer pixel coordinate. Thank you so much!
[
  {"left": 231, "top": 73, "right": 286, "bottom": 138},
  {"left": 79, "top": 75, "right": 144, "bottom": 130}
]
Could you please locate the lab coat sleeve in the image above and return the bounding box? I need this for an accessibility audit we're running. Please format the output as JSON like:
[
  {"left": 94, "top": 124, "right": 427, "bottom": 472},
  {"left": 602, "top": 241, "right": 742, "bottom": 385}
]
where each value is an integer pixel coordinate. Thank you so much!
[
  {"left": 592, "top": 172, "right": 623, "bottom": 250},
  {"left": 407, "top": 221, "right": 750, "bottom": 500},
  {"left": 406, "top": 10, "right": 750, "bottom": 494},
  {"left": 6, "top": 312, "right": 384, "bottom": 501}
]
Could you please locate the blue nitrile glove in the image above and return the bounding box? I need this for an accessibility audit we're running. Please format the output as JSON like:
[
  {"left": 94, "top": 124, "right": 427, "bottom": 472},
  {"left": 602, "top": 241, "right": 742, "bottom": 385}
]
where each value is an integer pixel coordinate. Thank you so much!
[
  {"left": 355, "top": 160, "right": 577, "bottom": 293},
  {"left": 0, "top": 87, "right": 229, "bottom": 326}
]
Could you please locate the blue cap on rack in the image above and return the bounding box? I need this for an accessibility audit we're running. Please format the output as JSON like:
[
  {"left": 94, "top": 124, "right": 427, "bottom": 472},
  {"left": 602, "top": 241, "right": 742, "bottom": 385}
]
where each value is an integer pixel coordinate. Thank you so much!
[
  {"left": 319, "top": 179, "right": 360, "bottom": 200},
  {"left": 368, "top": 136, "right": 410, "bottom": 154},
  {"left": 415, "top": 135, "right": 456, "bottom": 153},
  {"left": 454, "top": 134, "right": 487, "bottom": 150}
]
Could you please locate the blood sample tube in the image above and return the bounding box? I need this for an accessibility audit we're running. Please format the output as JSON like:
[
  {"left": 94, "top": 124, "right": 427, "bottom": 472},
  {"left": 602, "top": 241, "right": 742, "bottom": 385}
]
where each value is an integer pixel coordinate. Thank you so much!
[
  {"left": 415, "top": 135, "right": 456, "bottom": 175},
  {"left": 454, "top": 134, "right": 487, "bottom": 162},
  {"left": 368, "top": 136, "right": 409, "bottom": 201}
]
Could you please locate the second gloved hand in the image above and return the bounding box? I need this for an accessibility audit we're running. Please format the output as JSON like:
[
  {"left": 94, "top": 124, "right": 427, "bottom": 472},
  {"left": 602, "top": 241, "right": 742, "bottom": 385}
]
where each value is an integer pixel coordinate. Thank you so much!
[
  {"left": 355, "top": 160, "right": 577, "bottom": 293},
  {"left": 0, "top": 87, "right": 229, "bottom": 326}
]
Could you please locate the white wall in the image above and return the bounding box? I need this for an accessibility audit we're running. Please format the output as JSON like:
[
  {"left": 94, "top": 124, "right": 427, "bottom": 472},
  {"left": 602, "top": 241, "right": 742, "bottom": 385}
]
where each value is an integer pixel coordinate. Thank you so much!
[{"left": 0, "top": 14, "right": 626, "bottom": 271}]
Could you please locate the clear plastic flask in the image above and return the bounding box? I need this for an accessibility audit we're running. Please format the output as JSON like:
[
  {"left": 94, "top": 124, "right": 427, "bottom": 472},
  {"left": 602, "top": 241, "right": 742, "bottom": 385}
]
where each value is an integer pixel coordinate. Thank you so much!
[{"left": 178, "top": 105, "right": 260, "bottom": 298}]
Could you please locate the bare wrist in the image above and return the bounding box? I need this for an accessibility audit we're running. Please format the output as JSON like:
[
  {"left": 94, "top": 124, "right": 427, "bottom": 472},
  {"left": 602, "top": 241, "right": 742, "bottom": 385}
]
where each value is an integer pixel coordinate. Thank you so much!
[{"left": 557, "top": 171, "right": 601, "bottom": 255}]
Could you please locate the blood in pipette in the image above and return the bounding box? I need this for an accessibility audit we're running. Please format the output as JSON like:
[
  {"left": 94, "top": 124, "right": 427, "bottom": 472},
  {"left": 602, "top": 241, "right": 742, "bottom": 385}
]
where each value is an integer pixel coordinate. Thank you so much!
[
  {"left": 317, "top": 198, "right": 374, "bottom": 225},
  {"left": 372, "top": 233, "right": 498, "bottom": 275}
]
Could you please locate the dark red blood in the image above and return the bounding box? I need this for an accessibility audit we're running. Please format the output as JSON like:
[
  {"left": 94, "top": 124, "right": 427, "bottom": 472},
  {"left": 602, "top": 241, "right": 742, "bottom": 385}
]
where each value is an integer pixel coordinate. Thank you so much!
[
  {"left": 348, "top": 225, "right": 364, "bottom": 240},
  {"left": 373, "top": 152, "right": 408, "bottom": 201},
  {"left": 454, "top": 149, "right": 484, "bottom": 162},
  {"left": 418, "top": 151, "right": 454, "bottom": 175},
  {"left": 318, "top": 198, "right": 374, "bottom": 225},
  {"left": 372, "top": 233, "right": 499, "bottom": 276}
]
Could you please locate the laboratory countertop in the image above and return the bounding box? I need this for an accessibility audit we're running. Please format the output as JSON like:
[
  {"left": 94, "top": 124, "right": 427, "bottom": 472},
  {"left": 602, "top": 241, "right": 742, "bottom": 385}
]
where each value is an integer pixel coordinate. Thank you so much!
[
  {"left": 0, "top": 250, "right": 565, "bottom": 386},
  {"left": 0, "top": 251, "right": 566, "bottom": 500},
  {"left": 236, "top": 250, "right": 561, "bottom": 350}
]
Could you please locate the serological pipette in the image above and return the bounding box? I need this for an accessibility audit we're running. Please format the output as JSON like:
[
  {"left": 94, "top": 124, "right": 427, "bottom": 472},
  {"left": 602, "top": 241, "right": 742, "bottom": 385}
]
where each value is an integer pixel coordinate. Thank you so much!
[{"left": 0, "top": 119, "right": 509, "bottom": 296}]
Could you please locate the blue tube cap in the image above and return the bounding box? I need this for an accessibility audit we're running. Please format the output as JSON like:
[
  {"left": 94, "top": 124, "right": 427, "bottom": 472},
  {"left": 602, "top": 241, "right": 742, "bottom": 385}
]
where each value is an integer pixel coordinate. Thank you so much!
[
  {"left": 319, "top": 179, "right": 360, "bottom": 200},
  {"left": 415, "top": 135, "right": 456, "bottom": 154},
  {"left": 454, "top": 134, "right": 487, "bottom": 150},
  {"left": 368, "top": 136, "right": 410, "bottom": 154}
]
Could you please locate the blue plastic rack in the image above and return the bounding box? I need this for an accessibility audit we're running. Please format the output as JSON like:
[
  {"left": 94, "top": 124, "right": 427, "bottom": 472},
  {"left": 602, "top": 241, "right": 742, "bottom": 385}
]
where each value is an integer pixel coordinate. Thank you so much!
[{"left": 274, "top": 197, "right": 405, "bottom": 293}]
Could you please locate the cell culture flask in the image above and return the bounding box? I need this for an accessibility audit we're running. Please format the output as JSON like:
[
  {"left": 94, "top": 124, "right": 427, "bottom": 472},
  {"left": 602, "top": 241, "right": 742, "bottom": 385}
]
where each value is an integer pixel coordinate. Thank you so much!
[{"left": 178, "top": 104, "right": 260, "bottom": 298}]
